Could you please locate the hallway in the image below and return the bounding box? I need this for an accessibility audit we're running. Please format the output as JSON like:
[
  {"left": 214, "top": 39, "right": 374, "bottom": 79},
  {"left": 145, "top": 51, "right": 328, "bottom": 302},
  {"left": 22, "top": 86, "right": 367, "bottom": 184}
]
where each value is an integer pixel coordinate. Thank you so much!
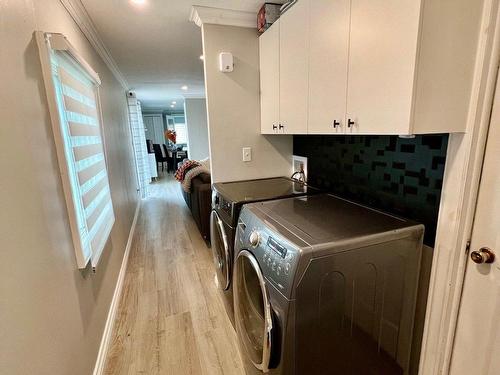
[{"left": 104, "top": 176, "right": 244, "bottom": 375}]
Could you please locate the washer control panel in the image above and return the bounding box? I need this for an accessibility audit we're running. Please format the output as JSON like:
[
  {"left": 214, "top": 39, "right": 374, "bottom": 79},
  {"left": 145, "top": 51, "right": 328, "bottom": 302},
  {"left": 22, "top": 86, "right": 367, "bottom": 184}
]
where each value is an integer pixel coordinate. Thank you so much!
[
  {"left": 237, "top": 208, "right": 300, "bottom": 298},
  {"left": 262, "top": 236, "right": 294, "bottom": 273},
  {"left": 259, "top": 233, "right": 298, "bottom": 297}
]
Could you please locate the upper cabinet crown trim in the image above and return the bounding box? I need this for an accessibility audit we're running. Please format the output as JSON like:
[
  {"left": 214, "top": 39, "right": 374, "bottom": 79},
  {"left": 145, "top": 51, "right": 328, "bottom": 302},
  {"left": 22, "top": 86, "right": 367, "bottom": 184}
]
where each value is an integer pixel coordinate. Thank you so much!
[{"left": 190, "top": 6, "right": 255, "bottom": 28}]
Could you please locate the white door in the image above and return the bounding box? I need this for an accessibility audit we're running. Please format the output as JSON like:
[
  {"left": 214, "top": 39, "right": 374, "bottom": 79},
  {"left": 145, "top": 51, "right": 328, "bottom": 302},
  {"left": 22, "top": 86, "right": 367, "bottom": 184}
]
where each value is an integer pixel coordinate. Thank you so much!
[
  {"left": 308, "top": 0, "right": 349, "bottom": 134},
  {"left": 449, "top": 76, "right": 500, "bottom": 375},
  {"left": 346, "top": 0, "right": 422, "bottom": 134},
  {"left": 143, "top": 115, "right": 154, "bottom": 142},
  {"left": 259, "top": 20, "right": 280, "bottom": 135},
  {"left": 143, "top": 115, "right": 165, "bottom": 144},
  {"left": 279, "top": 0, "right": 309, "bottom": 134}
]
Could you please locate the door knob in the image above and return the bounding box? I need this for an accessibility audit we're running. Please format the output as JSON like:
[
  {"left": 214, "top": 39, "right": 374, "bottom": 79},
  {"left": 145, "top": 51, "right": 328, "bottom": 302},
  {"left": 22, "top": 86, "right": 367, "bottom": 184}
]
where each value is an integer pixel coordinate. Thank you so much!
[{"left": 470, "top": 247, "right": 495, "bottom": 264}]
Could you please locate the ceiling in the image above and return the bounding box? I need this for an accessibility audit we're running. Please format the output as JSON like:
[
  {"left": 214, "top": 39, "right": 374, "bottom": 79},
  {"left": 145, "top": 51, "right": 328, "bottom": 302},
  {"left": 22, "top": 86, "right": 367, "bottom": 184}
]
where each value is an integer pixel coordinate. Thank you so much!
[{"left": 81, "top": 0, "right": 271, "bottom": 111}]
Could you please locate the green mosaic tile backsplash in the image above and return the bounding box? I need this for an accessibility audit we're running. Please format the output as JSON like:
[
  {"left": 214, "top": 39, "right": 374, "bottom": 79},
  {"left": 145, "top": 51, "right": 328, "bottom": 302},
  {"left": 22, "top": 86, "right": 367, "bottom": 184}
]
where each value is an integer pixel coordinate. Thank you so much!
[{"left": 293, "top": 134, "right": 449, "bottom": 247}]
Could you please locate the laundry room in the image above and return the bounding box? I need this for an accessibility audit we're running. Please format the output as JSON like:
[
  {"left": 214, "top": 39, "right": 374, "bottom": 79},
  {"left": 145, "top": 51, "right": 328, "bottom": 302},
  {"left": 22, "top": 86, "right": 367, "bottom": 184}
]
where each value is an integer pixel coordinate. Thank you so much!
[{"left": 5, "top": 0, "right": 499, "bottom": 375}]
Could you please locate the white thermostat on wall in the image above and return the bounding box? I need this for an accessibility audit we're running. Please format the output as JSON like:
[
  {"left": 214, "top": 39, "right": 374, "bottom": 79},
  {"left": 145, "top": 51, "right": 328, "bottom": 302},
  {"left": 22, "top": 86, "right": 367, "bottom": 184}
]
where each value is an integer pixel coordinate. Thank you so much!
[{"left": 219, "top": 52, "right": 234, "bottom": 72}]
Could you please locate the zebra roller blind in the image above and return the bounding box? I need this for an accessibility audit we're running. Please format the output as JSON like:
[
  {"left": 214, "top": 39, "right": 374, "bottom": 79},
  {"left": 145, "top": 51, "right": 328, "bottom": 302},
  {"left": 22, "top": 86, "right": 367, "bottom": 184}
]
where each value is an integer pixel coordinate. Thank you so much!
[{"left": 37, "top": 32, "right": 114, "bottom": 270}]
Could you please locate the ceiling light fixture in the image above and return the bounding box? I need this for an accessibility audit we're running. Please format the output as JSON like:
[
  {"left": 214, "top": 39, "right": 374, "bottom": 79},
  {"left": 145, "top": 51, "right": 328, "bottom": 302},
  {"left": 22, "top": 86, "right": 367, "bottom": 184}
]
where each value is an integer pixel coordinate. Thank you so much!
[
  {"left": 170, "top": 104, "right": 175, "bottom": 108},
  {"left": 130, "top": 0, "right": 146, "bottom": 5},
  {"left": 172, "top": 101, "right": 177, "bottom": 104},
  {"left": 181, "top": 85, "right": 188, "bottom": 91}
]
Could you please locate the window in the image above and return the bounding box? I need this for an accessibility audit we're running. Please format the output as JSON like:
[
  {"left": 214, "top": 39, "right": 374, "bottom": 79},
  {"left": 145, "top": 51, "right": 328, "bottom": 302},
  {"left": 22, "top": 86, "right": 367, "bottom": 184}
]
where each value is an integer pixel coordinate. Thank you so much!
[
  {"left": 173, "top": 115, "right": 188, "bottom": 144},
  {"left": 174, "top": 123, "right": 188, "bottom": 144},
  {"left": 36, "top": 32, "right": 114, "bottom": 270}
]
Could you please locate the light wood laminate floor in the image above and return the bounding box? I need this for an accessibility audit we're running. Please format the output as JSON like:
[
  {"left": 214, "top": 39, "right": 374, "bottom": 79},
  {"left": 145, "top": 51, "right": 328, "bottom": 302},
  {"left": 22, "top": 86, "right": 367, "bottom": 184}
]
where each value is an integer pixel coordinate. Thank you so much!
[{"left": 104, "top": 175, "right": 244, "bottom": 375}]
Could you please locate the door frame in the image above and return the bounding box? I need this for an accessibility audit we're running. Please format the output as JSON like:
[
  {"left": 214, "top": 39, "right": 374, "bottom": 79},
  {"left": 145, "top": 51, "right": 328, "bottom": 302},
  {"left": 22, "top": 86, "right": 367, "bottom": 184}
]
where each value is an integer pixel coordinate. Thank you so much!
[{"left": 419, "top": 1, "right": 500, "bottom": 374}]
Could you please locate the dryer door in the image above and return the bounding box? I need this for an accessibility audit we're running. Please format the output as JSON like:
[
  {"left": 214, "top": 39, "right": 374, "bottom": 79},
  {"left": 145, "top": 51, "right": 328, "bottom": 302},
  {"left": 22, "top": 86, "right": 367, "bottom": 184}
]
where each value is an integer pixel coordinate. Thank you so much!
[
  {"left": 210, "top": 210, "right": 231, "bottom": 290},
  {"left": 234, "top": 250, "right": 273, "bottom": 372}
]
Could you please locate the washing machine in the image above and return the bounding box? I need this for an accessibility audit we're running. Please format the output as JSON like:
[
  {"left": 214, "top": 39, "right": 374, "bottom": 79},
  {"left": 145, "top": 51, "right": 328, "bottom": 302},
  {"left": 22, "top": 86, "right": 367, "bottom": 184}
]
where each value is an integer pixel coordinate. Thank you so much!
[
  {"left": 210, "top": 177, "right": 318, "bottom": 326},
  {"left": 233, "top": 194, "right": 424, "bottom": 375}
]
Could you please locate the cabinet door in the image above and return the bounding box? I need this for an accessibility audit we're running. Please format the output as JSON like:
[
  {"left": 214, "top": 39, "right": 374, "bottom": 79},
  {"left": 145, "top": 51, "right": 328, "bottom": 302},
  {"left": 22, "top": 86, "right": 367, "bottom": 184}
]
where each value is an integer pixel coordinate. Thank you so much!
[
  {"left": 260, "top": 20, "right": 280, "bottom": 135},
  {"left": 346, "top": 0, "right": 422, "bottom": 134},
  {"left": 308, "top": 0, "right": 350, "bottom": 134},
  {"left": 279, "top": 0, "right": 309, "bottom": 134}
]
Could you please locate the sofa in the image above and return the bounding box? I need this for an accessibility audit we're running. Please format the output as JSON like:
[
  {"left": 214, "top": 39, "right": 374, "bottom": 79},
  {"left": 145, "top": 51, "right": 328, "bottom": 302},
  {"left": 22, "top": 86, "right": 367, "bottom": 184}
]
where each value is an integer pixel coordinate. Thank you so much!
[{"left": 181, "top": 172, "right": 212, "bottom": 243}]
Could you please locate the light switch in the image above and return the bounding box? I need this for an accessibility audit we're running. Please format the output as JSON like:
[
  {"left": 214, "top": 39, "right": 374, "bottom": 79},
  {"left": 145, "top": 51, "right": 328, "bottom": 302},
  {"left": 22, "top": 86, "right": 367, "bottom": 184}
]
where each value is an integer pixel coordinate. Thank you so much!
[{"left": 242, "top": 147, "right": 252, "bottom": 162}]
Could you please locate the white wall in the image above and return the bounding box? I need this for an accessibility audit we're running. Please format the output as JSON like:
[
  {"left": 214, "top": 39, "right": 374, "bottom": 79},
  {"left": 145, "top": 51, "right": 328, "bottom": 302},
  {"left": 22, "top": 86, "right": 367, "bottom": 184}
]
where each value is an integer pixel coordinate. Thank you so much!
[
  {"left": 201, "top": 24, "right": 292, "bottom": 183},
  {"left": 0, "top": 1, "right": 137, "bottom": 374},
  {"left": 185, "top": 98, "right": 210, "bottom": 160}
]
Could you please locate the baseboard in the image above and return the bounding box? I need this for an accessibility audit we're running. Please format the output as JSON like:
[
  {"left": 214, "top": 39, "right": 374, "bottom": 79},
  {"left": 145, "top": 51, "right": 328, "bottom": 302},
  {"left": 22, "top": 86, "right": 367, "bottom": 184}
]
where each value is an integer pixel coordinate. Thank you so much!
[{"left": 92, "top": 199, "right": 141, "bottom": 375}]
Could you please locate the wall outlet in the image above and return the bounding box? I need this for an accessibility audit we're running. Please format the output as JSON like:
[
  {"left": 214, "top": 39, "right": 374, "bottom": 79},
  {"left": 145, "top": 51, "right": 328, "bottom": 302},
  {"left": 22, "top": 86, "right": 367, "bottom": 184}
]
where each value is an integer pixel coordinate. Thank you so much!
[{"left": 242, "top": 147, "right": 252, "bottom": 162}]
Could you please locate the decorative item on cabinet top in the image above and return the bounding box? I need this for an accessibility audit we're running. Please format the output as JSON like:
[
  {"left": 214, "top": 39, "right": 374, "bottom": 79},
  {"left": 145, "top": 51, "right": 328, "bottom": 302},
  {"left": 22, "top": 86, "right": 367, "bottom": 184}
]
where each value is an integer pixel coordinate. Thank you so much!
[{"left": 257, "top": 3, "right": 282, "bottom": 33}]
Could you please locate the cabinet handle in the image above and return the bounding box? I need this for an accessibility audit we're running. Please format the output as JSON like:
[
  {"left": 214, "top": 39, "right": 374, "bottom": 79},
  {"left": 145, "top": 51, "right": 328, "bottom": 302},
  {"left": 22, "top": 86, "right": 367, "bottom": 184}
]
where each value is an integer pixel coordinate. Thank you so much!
[
  {"left": 279, "top": 124, "right": 284, "bottom": 130},
  {"left": 333, "top": 120, "right": 340, "bottom": 128},
  {"left": 272, "top": 124, "right": 278, "bottom": 130},
  {"left": 348, "top": 119, "right": 355, "bottom": 128}
]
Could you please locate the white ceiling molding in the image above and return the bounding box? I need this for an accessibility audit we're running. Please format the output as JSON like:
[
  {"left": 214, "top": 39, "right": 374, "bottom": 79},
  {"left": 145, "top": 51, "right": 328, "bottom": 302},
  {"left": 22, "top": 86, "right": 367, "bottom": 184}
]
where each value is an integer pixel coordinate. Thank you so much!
[
  {"left": 59, "top": 0, "right": 129, "bottom": 89},
  {"left": 190, "top": 6, "right": 256, "bottom": 28}
]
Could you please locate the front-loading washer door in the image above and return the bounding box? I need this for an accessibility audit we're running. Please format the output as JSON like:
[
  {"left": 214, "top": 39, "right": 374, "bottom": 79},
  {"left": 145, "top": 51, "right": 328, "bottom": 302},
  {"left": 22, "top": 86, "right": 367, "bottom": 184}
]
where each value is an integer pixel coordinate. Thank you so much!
[
  {"left": 210, "top": 210, "right": 231, "bottom": 290},
  {"left": 234, "top": 250, "right": 273, "bottom": 373}
]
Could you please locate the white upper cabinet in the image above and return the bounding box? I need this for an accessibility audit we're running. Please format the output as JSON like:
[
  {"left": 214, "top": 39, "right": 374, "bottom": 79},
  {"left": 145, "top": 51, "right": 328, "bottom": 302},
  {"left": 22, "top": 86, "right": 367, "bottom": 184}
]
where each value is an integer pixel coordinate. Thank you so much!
[
  {"left": 346, "top": 0, "right": 422, "bottom": 135},
  {"left": 308, "top": 0, "right": 349, "bottom": 134},
  {"left": 260, "top": 20, "right": 280, "bottom": 134},
  {"left": 259, "top": 0, "right": 481, "bottom": 135},
  {"left": 279, "top": 0, "right": 309, "bottom": 134}
]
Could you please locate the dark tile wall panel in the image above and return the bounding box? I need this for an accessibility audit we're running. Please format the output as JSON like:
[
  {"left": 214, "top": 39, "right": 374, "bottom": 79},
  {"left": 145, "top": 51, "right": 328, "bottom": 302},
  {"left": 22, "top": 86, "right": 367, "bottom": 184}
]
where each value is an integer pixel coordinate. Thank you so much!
[{"left": 293, "top": 135, "right": 449, "bottom": 247}]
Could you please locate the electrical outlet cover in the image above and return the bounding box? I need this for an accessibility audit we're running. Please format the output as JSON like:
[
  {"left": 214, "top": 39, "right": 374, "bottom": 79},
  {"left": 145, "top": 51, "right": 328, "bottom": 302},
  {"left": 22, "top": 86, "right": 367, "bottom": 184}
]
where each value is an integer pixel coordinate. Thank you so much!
[
  {"left": 292, "top": 155, "right": 308, "bottom": 181},
  {"left": 243, "top": 147, "right": 252, "bottom": 162}
]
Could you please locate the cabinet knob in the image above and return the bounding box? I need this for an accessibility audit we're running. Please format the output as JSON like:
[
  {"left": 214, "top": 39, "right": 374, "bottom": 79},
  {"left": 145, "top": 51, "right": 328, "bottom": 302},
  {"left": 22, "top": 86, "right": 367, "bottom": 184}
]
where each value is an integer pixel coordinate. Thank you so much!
[
  {"left": 348, "top": 119, "right": 355, "bottom": 128},
  {"left": 333, "top": 120, "right": 340, "bottom": 128}
]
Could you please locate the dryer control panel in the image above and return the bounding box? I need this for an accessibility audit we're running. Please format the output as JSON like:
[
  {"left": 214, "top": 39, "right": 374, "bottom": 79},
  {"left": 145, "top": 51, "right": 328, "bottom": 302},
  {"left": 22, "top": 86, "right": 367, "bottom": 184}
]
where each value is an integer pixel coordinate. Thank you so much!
[{"left": 236, "top": 207, "right": 301, "bottom": 299}]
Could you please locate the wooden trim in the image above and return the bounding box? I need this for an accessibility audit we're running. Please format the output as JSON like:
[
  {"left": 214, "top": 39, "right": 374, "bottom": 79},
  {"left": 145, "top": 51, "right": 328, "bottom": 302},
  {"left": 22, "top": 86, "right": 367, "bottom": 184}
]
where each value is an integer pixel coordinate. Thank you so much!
[
  {"left": 59, "top": 0, "right": 129, "bottom": 89},
  {"left": 190, "top": 6, "right": 255, "bottom": 28},
  {"left": 418, "top": 1, "right": 500, "bottom": 373},
  {"left": 92, "top": 199, "right": 141, "bottom": 375}
]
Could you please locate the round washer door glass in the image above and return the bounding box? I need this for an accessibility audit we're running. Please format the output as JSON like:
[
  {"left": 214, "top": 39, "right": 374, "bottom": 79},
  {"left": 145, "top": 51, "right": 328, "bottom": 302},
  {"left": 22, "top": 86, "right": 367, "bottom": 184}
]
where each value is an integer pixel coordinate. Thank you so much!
[
  {"left": 210, "top": 210, "right": 230, "bottom": 290},
  {"left": 234, "top": 250, "right": 273, "bottom": 372}
]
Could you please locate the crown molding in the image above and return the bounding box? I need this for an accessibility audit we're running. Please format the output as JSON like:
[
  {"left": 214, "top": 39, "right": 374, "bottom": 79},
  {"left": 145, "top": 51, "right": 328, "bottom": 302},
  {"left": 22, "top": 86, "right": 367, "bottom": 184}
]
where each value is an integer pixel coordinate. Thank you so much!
[
  {"left": 59, "top": 0, "right": 129, "bottom": 90},
  {"left": 190, "top": 6, "right": 255, "bottom": 28},
  {"left": 182, "top": 93, "right": 206, "bottom": 99}
]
